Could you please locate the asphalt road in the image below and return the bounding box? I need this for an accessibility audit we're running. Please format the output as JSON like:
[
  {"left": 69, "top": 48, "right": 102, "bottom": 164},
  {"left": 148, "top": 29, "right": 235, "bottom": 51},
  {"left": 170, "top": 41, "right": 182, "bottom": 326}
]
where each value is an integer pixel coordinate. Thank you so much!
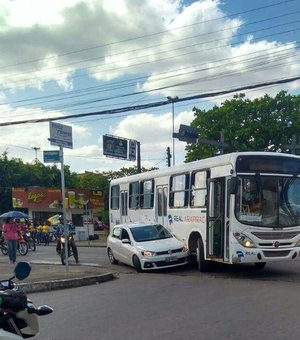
[
  {"left": 17, "top": 244, "right": 300, "bottom": 339},
  {"left": 22, "top": 243, "right": 300, "bottom": 283},
  {"left": 31, "top": 271, "right": 300, "bottom": 340}
]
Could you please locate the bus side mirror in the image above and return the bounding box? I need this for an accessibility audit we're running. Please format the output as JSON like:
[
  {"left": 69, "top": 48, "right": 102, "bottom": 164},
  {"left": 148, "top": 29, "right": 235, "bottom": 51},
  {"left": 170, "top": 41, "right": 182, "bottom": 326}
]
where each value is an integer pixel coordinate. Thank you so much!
[{"left": 229, "top": 177, "right": 238, "bottom": 195}]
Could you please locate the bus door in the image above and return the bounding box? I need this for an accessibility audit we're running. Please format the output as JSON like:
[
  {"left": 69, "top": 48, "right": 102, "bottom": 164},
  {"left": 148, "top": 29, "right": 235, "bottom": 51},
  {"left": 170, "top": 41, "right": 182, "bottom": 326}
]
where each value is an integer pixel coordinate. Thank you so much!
[
  {"left": 120, "top": 191, "right": 128, "bottom": 224},
  {"left": 207, "top": 178, "right": 225, "bottom": 259},
  {"left": 155, "top": 185, "right": 168, "bottom": 227}
]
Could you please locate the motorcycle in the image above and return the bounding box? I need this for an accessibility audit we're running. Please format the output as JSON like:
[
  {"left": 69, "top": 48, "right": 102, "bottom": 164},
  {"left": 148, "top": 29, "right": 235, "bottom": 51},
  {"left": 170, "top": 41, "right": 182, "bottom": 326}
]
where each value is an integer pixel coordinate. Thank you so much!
[
  {"left": 0, "top": 237, "right": 6, "bottom": 256},
  {"left": 0, "top": 262, "right": 53, "bottom": 339},
  {"left": 22, "top": 231, "right": 36, "bottom": 252},
  {"left": 1, "top": 233, "right": 28, "bottom": 256},
  {"left": 58, "top": 234, "right": 79, "bottom": 265}
]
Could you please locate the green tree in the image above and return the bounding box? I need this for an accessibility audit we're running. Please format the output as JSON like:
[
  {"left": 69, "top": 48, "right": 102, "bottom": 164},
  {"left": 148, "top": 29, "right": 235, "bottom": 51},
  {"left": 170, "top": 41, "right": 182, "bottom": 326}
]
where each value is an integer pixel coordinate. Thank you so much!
[{"left": 186, "top": 91, "right": 300, "bottom": 161}]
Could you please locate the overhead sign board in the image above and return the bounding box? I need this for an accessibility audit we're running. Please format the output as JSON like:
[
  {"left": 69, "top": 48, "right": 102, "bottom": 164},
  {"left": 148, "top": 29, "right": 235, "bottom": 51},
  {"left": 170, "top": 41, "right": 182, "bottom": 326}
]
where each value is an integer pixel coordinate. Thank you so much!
[
  {"left": 49, "top": 122, "right": 73, "bottom": 149},
  {"left": 128, "top": 140, "right": 136, "bottom": 161},
  {"left": 43, "top": 150, "right": 60, "bottom": 163},
  {"left": 103, "top": 135, "right": 128, "bottom": 160}
]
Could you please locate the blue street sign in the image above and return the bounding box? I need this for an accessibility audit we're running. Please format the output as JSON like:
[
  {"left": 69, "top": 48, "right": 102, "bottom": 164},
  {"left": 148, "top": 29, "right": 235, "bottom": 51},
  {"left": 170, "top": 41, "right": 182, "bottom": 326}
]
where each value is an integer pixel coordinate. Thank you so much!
[{"left": 43, "top": 150, "right": 60, "bottom": 163}]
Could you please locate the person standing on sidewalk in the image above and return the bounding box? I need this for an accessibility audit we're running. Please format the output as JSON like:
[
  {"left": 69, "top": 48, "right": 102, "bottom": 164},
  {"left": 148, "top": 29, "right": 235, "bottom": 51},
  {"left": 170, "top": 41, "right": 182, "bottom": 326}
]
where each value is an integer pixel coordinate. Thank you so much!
[{"left": 2, "top": 217, "right": 19, "bottom": 264}]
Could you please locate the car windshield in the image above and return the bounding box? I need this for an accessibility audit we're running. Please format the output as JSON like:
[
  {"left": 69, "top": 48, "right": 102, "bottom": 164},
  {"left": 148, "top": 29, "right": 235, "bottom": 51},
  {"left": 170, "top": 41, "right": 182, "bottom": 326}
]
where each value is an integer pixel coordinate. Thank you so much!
[
  {"left": 235, "top": 175, "right": 300, "bottom": 227},
  {"left": 130, "top": 224, "right": 172, "bottom": 242}
]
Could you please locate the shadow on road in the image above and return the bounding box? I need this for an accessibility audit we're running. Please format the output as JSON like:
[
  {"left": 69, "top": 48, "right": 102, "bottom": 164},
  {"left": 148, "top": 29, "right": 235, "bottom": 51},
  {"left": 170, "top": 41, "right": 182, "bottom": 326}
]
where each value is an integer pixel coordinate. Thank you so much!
[{"left": 155, "top": 261, "right": 300, "bottom": 282}]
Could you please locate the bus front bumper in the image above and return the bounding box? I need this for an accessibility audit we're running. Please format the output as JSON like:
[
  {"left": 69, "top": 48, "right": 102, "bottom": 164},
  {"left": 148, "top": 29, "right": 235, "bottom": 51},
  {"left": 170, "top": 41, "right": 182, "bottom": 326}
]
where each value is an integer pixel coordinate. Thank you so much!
[{"left": 232, "top": 246, "right": 300, "bottom": 264}]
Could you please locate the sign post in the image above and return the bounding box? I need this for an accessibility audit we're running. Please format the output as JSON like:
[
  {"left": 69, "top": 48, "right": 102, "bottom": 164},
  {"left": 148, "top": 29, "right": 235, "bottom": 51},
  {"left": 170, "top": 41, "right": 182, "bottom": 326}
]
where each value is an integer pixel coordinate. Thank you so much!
[{"left": 49, "top": 122, "right": 73, "bottom": 272}]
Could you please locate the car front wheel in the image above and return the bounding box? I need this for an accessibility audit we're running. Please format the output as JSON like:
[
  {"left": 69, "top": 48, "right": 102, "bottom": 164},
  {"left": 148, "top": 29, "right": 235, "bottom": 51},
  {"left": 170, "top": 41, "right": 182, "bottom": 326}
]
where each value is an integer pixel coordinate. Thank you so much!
[
  {"left": 108, "top": 248, "right": 118, "bottom": 264},
  {"left": 133, "top": 255, "right": 142, "bottom": 272}
]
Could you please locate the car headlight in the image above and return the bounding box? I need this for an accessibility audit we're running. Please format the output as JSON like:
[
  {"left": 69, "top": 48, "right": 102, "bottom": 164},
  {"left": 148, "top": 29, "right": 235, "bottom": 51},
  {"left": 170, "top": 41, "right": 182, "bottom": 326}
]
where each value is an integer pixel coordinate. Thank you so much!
[
  {"left": 295, "top": 239, "right": 300, "bottom": 247},
  {"left": 142, "top": 251, "right": 157, "bottom": 257},
  {"left": 182, "top": 245, "right": 189, "bottom": 252},
  {"left": 234, "top": 232, "right": 256, "bottom": 248}
]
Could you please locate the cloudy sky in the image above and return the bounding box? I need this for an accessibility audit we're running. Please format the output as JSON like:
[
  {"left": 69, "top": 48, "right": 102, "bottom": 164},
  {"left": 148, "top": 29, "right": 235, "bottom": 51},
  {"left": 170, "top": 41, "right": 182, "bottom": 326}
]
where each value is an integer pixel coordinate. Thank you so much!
[{"left": 0, "top": 0, "right": 300, "bottom": 173}]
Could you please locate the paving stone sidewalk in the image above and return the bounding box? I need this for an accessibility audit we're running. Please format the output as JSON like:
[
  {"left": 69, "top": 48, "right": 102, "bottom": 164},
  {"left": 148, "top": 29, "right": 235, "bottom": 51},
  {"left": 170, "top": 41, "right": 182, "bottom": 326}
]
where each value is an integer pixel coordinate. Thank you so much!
[{"left": 0, "top": 232, "right": 115, "bottom": 293}]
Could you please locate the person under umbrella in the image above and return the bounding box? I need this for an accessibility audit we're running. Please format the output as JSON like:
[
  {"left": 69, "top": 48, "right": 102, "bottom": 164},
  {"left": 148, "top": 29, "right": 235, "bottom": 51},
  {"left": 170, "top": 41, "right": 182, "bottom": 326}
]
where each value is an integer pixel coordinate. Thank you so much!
[{"left": 2, "top": 217, "right": 20, "bottom": 264}]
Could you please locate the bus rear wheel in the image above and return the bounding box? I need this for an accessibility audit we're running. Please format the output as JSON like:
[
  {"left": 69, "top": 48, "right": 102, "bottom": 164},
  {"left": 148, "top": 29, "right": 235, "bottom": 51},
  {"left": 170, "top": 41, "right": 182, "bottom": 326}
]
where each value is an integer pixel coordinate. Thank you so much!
[{"left": 197, "top": 238, "right": 210, "bottom": 272}]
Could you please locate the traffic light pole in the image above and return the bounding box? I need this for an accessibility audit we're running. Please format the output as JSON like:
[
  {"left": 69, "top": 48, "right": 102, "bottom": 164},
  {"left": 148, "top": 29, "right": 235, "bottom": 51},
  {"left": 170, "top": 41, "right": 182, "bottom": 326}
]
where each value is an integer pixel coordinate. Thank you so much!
[
  {"left": 137, "top": 141, "right": 141, "bottom": 173},
  {"left": 166, "top": 147, "right": 171, "bottom": 167}
]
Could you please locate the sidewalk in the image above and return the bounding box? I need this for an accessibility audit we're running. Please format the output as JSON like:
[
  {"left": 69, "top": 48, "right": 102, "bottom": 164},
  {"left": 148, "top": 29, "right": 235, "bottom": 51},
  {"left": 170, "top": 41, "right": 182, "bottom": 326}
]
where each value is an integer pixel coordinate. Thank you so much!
[{"left": 0, "top": 232, "right": 115, "bottom": 293}]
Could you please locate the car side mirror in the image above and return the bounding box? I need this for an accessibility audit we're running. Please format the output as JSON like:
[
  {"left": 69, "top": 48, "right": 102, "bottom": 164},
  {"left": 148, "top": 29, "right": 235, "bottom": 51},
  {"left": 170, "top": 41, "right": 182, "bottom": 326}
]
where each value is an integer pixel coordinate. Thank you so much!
[{"left": 122, "top": 239, "right": 131, "bottom": 244}]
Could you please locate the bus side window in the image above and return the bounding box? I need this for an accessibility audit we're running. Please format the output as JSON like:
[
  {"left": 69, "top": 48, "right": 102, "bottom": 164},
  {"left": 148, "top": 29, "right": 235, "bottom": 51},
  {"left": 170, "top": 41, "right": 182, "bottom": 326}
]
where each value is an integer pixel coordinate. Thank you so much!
[
  {"left": 140, "top": 180, "right": 154, "bottom": 209},
  {"left": 111, "top": 185, "right": 120, "bottom": 210},
  {"left": 129, "top": 181, "right": 140, "bottom": 209},
  {"left": 169, "top": 173, "right": 189, "bottom": 208},
  {"left": 190, "top": 171, "right": 207, "bottom": 207}
]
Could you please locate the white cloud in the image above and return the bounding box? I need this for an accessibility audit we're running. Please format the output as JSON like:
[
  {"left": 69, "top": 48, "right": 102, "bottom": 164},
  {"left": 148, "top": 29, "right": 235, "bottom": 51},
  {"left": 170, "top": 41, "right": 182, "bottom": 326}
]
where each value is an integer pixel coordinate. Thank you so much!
[{"left": 0, "top": 0, "right": 299, "bottom": 172}]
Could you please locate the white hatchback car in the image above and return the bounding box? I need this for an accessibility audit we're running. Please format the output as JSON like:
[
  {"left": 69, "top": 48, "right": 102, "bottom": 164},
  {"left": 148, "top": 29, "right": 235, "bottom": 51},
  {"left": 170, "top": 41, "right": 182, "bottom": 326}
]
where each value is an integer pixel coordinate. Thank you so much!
[{"left": 107, "top": 223, "right": 189, "bottom": 272}]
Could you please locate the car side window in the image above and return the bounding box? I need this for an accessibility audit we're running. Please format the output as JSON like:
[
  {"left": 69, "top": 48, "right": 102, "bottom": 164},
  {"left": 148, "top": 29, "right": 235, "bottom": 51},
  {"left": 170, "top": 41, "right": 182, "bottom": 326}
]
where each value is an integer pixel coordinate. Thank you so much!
[
  {"left": 121, "top": 228, "right": 129, "bottom": 240},
  {"left": 112, "top": 227, "right": 121, "bottom": 239}
]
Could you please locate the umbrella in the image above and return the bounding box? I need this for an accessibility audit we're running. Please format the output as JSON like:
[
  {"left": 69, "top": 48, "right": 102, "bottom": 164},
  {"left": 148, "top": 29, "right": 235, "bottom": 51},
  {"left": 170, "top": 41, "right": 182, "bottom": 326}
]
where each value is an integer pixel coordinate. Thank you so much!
[{"left": 0, "top": 211, "right": 29, "bottom": 219}]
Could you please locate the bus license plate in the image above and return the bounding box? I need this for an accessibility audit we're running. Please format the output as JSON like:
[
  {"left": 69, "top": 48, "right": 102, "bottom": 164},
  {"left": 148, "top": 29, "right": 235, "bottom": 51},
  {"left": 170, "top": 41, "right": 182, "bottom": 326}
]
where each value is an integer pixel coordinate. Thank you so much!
[{"left": 166, "top": 255, "right": 178, "bottom": 262}]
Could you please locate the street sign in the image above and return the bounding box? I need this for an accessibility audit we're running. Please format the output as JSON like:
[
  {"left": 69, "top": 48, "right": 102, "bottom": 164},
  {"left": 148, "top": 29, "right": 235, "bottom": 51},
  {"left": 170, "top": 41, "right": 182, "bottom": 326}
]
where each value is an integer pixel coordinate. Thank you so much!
[
  {"left": 49, "top": 122, "right": 73, "bottom": 149},
  {"left": 103, "top": 135, "right": 128, "bottom": 160},
  {"left": 43, "top": 150, "right": 60, "bottom": 163},
  {"left": 129, "top": 140, "right": 137, "bottom": 161}
]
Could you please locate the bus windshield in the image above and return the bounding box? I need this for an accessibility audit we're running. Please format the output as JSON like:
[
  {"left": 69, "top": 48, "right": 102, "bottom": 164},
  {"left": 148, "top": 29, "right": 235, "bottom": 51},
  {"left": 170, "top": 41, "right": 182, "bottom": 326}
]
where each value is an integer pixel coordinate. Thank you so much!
[{"left": 235, "top": 176, "right": 300, "bottom": 227}]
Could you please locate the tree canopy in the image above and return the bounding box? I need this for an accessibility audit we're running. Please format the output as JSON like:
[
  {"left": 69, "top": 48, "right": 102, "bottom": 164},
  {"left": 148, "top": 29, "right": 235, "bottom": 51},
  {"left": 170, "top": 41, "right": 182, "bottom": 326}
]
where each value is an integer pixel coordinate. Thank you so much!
[
  {"left": 186, "top": 91, "right": 300, "bottom": 161},
  {"left": 0, "top": 152, "right": 155, "bottom": 223}
]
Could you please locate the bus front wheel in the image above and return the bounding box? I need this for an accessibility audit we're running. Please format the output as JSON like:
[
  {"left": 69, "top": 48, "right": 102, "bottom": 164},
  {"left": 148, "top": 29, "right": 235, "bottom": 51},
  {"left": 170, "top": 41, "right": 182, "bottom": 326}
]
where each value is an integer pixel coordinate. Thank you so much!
[
  {"left": 197, "top": 238, "right": 210, "bottom": 272},
  {"left": 254, "top": 262, "right": 266, "bottom": 269}
]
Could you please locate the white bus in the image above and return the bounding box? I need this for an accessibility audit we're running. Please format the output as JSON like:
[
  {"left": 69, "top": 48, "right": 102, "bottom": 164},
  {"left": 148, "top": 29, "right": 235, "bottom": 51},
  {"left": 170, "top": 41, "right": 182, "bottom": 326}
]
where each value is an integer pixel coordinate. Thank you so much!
[{"left": 109, "top": 152, "right": 300, "bottom": 271}]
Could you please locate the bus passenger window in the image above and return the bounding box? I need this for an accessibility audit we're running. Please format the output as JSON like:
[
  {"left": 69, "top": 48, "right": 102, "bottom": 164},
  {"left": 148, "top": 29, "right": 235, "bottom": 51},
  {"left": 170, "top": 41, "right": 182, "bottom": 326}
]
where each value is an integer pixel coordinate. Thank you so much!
[
  {"left": 190, "top": 171, "right": 207, "bottom": 207},
  {"left": 169, "top": 174, "right": 189, "bottom": 208},
  {"left": 129, "top": 182, "right": 140, "bottom": 209},
  {"left": 111, "top": 185, "right": 120, "bottom": 210},
  {"left": 140, "top": 180, "right": 154, "bottom": 209}
]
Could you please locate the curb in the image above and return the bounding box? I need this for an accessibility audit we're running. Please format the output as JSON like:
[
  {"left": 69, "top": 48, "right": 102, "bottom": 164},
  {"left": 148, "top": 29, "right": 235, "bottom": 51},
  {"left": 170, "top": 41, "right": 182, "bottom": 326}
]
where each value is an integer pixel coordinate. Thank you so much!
[{"left": 19, "top": 273, "right": 116, "bottom": 293}]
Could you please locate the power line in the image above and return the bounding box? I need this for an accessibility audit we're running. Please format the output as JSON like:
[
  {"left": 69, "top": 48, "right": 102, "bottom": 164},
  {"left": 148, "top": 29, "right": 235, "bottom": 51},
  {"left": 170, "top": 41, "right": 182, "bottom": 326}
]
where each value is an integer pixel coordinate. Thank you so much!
[
  {"left": 1, "top": 74, "right": 300, "bottom": 127},
  {"left": 2, "top": 31, "right": 300, "bottom": 118},
  {"left": 0, "top": 4, "right": 298, "bottom": 93}
]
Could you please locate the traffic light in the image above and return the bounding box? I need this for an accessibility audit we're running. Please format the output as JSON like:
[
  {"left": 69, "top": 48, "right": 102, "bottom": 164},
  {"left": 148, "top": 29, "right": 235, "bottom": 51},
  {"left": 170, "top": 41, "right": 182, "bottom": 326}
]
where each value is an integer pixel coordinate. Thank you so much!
[
  {"left": 178, "top": 125, "right": 198, "bottom": 143},
  {"left": 166, "top": 147, "right": 171, "bottom": 167}
]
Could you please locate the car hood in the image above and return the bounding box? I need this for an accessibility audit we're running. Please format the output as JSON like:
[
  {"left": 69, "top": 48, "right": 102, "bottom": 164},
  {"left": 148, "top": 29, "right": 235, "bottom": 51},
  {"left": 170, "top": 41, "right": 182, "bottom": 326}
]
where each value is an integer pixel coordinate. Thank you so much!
[{"left": 134, "top": 237, "right": 184, "bottom": 252}]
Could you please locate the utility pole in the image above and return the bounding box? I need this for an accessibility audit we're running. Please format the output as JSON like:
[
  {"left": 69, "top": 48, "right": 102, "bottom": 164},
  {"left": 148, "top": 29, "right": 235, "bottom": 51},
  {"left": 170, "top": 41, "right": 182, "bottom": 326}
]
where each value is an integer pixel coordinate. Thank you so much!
[
  {"left": 32, "top": 147, "right": 40, "bottom": 164},
  {"left": 167, "top": 96, "right": 179, "bottom": 166},
  {"left": 166, "top": 147, "right": 171, "bottom": 167}
]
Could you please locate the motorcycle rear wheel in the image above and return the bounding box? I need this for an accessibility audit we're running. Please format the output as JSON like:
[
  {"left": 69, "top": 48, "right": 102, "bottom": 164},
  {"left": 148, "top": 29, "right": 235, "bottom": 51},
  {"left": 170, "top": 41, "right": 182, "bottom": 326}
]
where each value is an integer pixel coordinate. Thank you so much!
[{"left": 1, "top": 243, "right": 8, "bottom": 256}]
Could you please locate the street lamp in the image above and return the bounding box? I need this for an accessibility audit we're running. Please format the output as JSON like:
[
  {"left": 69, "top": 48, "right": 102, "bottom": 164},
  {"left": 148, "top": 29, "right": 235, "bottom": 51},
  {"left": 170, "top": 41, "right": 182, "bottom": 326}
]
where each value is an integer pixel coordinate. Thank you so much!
[
  {"left": 32, "top": 147, "right": 40, "bottom": 164},
  {"left": 167, "top": 96, "right": 179, "bottom": 166}
]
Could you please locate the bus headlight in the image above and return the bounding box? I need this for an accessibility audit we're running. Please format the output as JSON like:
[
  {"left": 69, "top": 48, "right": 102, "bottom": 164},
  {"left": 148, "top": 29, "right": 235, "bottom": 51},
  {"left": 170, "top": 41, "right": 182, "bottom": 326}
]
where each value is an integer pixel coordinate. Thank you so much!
[{"left": 234, "top": 232, "right": 257, "bottom": 248}]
